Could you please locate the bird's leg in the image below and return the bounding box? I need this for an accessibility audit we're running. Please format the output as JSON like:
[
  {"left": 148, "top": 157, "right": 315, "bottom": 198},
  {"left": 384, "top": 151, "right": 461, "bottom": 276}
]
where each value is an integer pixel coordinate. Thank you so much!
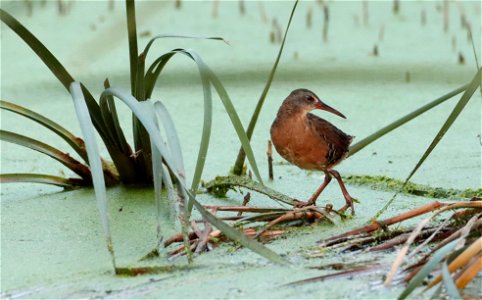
[
  {"left": 294, "top": 171, "right": 332, "bottom": 208},
  {"left": 328, "top": 169, "right": 355, "bottom": 215}
]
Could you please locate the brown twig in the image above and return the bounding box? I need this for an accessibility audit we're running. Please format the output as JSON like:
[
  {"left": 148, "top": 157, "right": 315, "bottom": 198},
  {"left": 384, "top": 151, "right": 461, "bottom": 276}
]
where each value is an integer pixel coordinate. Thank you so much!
[
  {"left": 284, "top": 264, "right": 381, "bottom": 286},
  {"left": 318, "top": 201, "right": 448, "bottom": 245},
  {"left": 255, "top": 206, "right": 325, "bottom": 239},
  {"left": 238, "top": 193, "right": 251, "bottom": 216}
]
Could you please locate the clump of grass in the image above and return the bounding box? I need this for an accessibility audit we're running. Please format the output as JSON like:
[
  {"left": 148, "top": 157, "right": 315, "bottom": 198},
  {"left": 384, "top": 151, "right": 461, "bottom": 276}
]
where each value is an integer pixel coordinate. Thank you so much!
[{"left": 0, "top": 0, "right": 285, "bottom": 270}]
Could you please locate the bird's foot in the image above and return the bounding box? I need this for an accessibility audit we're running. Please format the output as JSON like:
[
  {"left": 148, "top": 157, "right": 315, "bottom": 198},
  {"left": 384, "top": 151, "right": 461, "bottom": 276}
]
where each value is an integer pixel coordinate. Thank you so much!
[
  {"left": 293, "top": 199, "right": 316, "bottom": 208},
  {"left": 338, "top": 196, "right": 357, "bottom": 216}
]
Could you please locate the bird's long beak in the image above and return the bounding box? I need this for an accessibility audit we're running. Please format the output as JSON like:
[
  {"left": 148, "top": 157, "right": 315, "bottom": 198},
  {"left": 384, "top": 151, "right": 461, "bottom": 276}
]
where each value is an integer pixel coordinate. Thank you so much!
[{"left": 315, "top": 101, "right": 346, "bottom": 119}]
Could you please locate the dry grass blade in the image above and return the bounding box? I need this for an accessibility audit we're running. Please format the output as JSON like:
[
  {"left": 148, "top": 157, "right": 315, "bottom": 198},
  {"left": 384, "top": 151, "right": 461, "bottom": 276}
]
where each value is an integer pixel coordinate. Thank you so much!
[
  {"left": 407, "top": 213, "right": 455, "bottom": 257},
  {"left": 427, "top": 236, "right": 482, "bottom": 289},
  {"left": 284, "top": 265, "right": 381, "bottom": 286},
  {"left": 318, "top": 201, "right": 448, "bottom": 246},
  {"left": 455, "top": 253, "right": 482, "bottom": 289},
  {"left": 384, "top": 216, "right": 432, "bottom": 286}
]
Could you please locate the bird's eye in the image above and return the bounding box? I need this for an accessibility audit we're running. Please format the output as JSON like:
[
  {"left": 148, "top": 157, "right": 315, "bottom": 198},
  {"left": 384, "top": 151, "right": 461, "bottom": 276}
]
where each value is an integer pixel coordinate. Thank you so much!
[{"left": 306, "top": 95, "right": 315, "bottom": 102}]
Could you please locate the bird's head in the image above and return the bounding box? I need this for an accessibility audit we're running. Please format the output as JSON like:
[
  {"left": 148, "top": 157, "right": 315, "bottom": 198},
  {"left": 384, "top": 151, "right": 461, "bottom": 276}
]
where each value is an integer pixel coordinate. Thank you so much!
[{"left": 287, "top": 88, "right": 346, "bottom": 119}]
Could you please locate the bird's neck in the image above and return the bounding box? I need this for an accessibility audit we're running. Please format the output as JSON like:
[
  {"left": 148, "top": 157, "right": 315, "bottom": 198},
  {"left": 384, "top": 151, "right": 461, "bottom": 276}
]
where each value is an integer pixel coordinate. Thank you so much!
[{"left": 276, "top": 104, "right": 308, "bottom": 121}]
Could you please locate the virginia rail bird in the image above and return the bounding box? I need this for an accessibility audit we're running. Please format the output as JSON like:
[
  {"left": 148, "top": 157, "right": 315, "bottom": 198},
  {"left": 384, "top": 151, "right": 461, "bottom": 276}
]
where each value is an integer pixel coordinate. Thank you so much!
[{"left": 270, "top": 89, "right": 356, "bottom": 214}]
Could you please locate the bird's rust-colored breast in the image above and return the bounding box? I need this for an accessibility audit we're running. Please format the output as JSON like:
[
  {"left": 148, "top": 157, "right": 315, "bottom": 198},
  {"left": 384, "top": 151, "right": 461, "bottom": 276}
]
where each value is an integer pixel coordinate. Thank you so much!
[{"left": 270, "top": 113, "right": 352, "bottom": 171}]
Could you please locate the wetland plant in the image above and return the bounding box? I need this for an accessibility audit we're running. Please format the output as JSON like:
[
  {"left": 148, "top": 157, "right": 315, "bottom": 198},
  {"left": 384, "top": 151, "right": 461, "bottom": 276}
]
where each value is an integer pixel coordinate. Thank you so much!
[{"left": 0, "top": 0, "right": 286, "bottom": 270}]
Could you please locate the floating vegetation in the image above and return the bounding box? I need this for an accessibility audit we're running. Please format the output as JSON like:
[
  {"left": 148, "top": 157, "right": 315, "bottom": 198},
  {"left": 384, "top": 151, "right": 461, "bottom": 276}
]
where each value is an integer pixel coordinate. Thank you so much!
[{"left": 342, "top": 175, "right": 482, "bottom": 200}]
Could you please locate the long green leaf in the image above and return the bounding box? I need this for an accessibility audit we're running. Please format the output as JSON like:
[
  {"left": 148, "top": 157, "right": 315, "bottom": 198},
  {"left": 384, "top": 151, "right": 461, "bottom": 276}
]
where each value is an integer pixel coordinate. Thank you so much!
[
  {"left": 0, "top": 130, "right": 91, "bottom": 180},
  {"left": 0, "top": 9, "right": 109, "bottom": 141},
  {"left": 70, "top": 82, "right": 116, "bottom": 270},
  {"left": 233, "top": 0, "right": 299, "bottom": 175},
  {"left": 153, "top": 101, "right": 185, "bottom": 177},
  {"left": 132, "top": 53, "right": 153, "bottom": 183},
  {"left": 398, "top": 240, "right": 458, "bottom": 299},
  {"left": 144, "top": 50, "right": 211, "bottom": 195},
  {"left": 144, "top": 52, "right": 175, "bottom": 99},
  {"left": 194, "top": 51, "right": 264, "bottom": 185},
  {"left": 126, "top": 0, "right": 138, "bottom": 96},
  {"left": 150, "top": 137, "right": 164, "bottom": 249},
  {"left": 400, "top": 69, "right": 480, "bottom": 177},
  {"left": 348, "top": 84, "right": 468, "bottom": 157},
  {"left": 0, "top": 100, "right": 88, "bottom": 162},
  {"left": 142, "top": 34, "right": 227, "bottom": 59},
  {"left": 0, "top": 173, "right": 85, "bottom": 188},
  {"left": 373, "top": 68, "right": 481, "bottom": 219},
  {"left": 100, "top": 79, "right": 131, "bottom": 155},
  {"left": 441, "top": 262, "right": 461, "bottom": 299},
  {"left": 145, "top": 49, "right": 263, "bottom": 195},
  {"left": 100, "top": 87, "right": 287, "bottom": 265}
]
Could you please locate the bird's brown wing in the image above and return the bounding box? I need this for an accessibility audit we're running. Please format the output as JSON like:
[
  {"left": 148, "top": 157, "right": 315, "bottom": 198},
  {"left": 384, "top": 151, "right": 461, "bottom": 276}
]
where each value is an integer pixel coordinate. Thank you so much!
[{"left": 307, "top": 113, "right": 353, "bottom": 167}]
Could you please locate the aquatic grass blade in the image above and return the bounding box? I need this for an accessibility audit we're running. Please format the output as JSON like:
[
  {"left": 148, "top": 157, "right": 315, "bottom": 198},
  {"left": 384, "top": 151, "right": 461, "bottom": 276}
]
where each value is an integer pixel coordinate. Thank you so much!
[
  {"left": 0, "top": 130, "right": 91, "bottom": 180},
  {"left": 151, "top": 140, "right": 165, "bottom": 249},
  {"left": 394, "top": 68, "right": 480, "bottom": 181},
  {"left": 441, "top": 262, "right": 461, "bottom": 299},
  {"left": 0, "top": 100, "right": 88, "bottom": 162},
  {"left": 153, "top": 101, "right": 186, "bottom": 177},
  {"left": 398, "top": 239, "right": 458, "bottom": 300},
  {"left": 145, "top": 50, "right": 212, "bottom": 195},
  {"left": 372, "top": 68, "right": 481, "bottom": 219},
  {"left": 144, "top": 53, "right": 175, "bottom": 99},
  {"left": 101, "top": 79, "right": 132, "bottom": 155},
  {"left": 348, "top": 84, "right": 467, "bottom": 157},
  {"left": 142, "top": 34, "right": 227, "bottom": 59},
  {"left": 126, "top": 0, "right": 138, "bottom": 96},
  {"left": 145, "top": 49, "right": 263, "bottom": 191},
  {"left": 101, "top": 87, "right": 286, "bottom": 264},
  {"left": 0, "top": 173, "right": 85, "bottom": 188},
  {"left": 202, "top": 59, "right": 263, "bottom": 185},
  {"left": 233, "top": 0, "right": 299, "bottom": 175},
  {"left": 69, "top": 82, "right": 116, "bottom": 270}
]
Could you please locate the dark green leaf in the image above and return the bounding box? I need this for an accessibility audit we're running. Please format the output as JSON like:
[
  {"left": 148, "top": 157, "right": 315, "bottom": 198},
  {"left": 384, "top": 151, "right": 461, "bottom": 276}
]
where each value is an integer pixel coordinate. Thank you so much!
[
  {"left": 233, "top": 0, "right": 299, "bottom": 175},
  {"left": 0, "top": 173, "right": 85, "bottom": 188},
  {"left": 0, "top": 99, "right": 88, "bottom": 162},
  {"left": 348, "top": 84, "right": 467, "bottom": 157},
  {"left": 126, "top": 0, "right": 138, "bottom": 96},
  {"left": 0, "top": 130, "right": 91, "bottom": 180}
]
